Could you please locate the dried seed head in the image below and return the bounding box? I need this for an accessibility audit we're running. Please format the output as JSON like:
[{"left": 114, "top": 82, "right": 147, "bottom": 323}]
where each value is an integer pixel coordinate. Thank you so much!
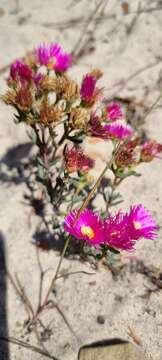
[
  {"left": 40, "top": 76, "right": 57, "bottom": 92},
  {"left": 55, "top": 75, "right": 69, "bottom": 94},
  {"left": 15, "top": 86, "right": 33, "bottom": 111},
  {"left": 1, "top": 90, "right": 16, "bottom": 106},
  {"left": 63, "top": 79, "right": 79, "bottom": 101},
  {"left": 40, "top": 98, "right": 64, "bottom": 124},
  {"left": 90, "top": 68, "right": 103, "bottom": 79},
  {"left": 70, "top": 107, "right": 90, "bottom": 130}
]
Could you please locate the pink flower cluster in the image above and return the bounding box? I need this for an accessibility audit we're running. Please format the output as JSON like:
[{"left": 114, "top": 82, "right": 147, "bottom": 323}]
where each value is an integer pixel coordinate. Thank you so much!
[
  {"left": 36, "top": 43, "right": 72, "bottom": 72},
  {"left": 82, "top": 89, "right": 133, "bottom": 141},
  {"left": 9, "top": 43, "right": 72, "bottom": 85},
  {"left": 64, "top": 205, "right": 158, "bottom": 251},
  {"left": 89, "top": 114, "right": 133, "bottom": 141}
]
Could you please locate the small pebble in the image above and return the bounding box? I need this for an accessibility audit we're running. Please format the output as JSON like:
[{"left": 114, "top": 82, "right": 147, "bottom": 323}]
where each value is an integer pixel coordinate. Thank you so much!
[{"left": 97, "top": 315, "right": 105, "bottom": 324}]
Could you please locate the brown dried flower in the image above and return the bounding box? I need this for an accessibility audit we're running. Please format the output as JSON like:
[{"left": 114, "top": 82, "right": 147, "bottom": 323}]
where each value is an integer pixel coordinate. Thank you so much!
[
  {"left": 54, "top": 75, "right": 69, "bottom": 95},
  {"left": 1, "top": 90, "right": 16, "bottom": 106},
  {"left": 40, "top": 76, "right": 57, "bottom": 92},
  {"left": 70, "top": 107, "right": 90, "bottom": 130},
  {"left": 90, "top": 68, "right": 103, "bottom": 79},
  {"left": 63, "top": 79, "right": 79, "bottom": 101},
  {"left": 15, "top": 86, "right": 33, "bottom": 111},
  {"left": 40, "top": 98, "right": 64, "bottom": 124}
]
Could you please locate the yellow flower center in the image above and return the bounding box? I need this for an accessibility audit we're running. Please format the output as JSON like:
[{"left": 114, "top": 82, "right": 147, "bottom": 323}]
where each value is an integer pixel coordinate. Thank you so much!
[
  {"left": 47, "top": 58, "right": 56, "bottom": 70},
  {"left": 133, "top": 221, "right": 141, "bottom": 230},
  {"left": 81, "top": 225, "right": 95, "bottom": 239}
]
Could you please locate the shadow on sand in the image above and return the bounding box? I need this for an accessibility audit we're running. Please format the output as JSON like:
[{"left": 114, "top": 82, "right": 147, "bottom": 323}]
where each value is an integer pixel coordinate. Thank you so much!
[{"left": 0, "top": 232, "right": 9, "bottom": 359}]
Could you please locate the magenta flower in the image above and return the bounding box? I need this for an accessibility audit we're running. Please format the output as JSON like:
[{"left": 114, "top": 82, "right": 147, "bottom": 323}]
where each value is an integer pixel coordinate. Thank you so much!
[
  {"left": 141, "top": 140, "right": 162, "bottom": 162},
  {"left": 104, "top": 212, "right": 135, "bottom": 251},
  {"left": 80, "top": 75, "right": 97, "bottom": 103},
  {"left": 64, "top": 146, "right": 94, "bottom": 173},
  {"left": 10, "top": 60, "right": 32, "bottom": 82},
  {"left": 106, "top": 102, "right": 123, "bottom": 121},
  {"left": 124, "top": 205, "right": 158, "bottom": 241},
  {"left": 103, "top": 123, "right": 133, "bottom": 140},
  {"left": 90, "top": 121, "right": 133, "bottom": 140},
  {"left": 36, "top": 43, "right": 72, "bottom": 72},
  {"left": 104, "top": 205, "right": 158, "bottom": 251},
  {"left": 64, "top": 209, "right": 105, "bottom": 246}
]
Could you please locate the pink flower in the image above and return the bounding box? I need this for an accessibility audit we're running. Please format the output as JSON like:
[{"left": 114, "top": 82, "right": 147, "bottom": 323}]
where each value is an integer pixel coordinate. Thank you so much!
[
  {"left": 64, "top": 209, "right": 105, "bottom": 246},
  {"left": 36, "top": 43, "right": 72, "bottom": 72},
  {"left": 104, "top": 212, "right": 135, "bottom": 251},
  {"left": 104, "top": 205, "right": 158, "bottom": 251},
  {"left": 124, "top": 205, "right": 158, "bottom": 241},
  {"left": 106, "top": 102, "right": 123, "bottom": 121},
  {"left": 10, "top": 60, "right": 32, "bottom": 82},
  {"left": 103, "top": 123, "right": 133, "bottom": 140},
  {"left": 141, "top": 140, "right": 162, "bottom": 162},
  {"left": 80, "top": 75, "right": 96, "bottom": 103},
  {"left": 64, "top": 146, "right": 94, "bottom": 173}
]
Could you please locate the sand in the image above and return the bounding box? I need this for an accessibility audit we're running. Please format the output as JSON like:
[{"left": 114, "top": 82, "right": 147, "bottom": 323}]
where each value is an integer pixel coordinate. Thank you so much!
[{"left": 0, "top": 1, "right": 162, "bottom": 359}]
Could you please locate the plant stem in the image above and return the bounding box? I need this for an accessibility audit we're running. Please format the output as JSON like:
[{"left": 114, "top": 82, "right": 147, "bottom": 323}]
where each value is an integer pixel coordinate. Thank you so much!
[
  {"left": 41, "top": 161, "right": 111, "bottom": 308},
  {"left": 142, "top": 91, "right": 162, "bottom": 122},
  {"left": 41, "top": 235, "right": 70, "bottom": 308},
  {"left": 40, "top": 145, "right": 120, "bottom": 310}
]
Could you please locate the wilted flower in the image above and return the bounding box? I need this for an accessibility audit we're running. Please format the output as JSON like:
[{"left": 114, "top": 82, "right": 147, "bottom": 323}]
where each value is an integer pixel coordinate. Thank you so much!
[
  {"left": 80, "top": 75, "right": 96, "bottom": 102},
  {"left": 106, "top": 102, "right": 123, "bottom": 121},
  {"left": 104, "top": 205, "right": 158, "bottom": 251},
  {"left": 10, "top": 60, "right": 32, "bottom": 82},
  {"left": 64, "top": 146, "right": 94, "bottom": 173},
  {"left": 89, "top": 114, "right": 105, "bottom": 137},
  {"left": 114, "top": 138, "right": 141, "bottom": 168},
  {"left": 141, "top": 140, "right": 162, "bottom": 162},
  {"left": 36, "top": 43, "right": 72, "bottom": 72},
  {"left": 64, "top": 209, "right": 105, "bottom": 246},
  {"left": 15, "top": 86, "right": 33, "bottom": 111},
  {"left": 80, "top": 74, "right": 102, "bottom": 106}
]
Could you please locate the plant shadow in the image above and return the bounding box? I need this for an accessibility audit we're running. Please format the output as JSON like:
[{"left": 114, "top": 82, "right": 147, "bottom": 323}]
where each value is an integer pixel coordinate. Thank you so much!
[{"left": 0, "top": 232, "right": 9, "bottom": 359}]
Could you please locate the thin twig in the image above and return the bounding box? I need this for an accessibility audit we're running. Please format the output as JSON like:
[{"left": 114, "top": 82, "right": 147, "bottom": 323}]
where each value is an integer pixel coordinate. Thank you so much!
[
  {"left": 0, "top": 336, "right": 57, "bottom": 359},
  {"left": 57, "top": 270, "right": 95, "bottom": 279},
  {"left": 7, "top": 270, "right": 32, "bottom": 319},
  {"left": 141, "top": 91, "right": 162, "bottom": 122},
  {"left": 36, "top": 247, "right": 45, "bottom": 310},
  {"left": 72, "top": 0, "right": 108, "bottom": 57},
  {"left": 15, "top": 273, "right": 35, "bottom": 316},
  {"left": 46, "top": 300, "right": 79, "bottom": 341}
]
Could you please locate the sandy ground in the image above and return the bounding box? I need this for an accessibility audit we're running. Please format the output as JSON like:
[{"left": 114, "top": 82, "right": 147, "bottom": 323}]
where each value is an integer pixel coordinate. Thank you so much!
[{"left": 0, "top": 0, "right": 162, "bottom": 359}]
